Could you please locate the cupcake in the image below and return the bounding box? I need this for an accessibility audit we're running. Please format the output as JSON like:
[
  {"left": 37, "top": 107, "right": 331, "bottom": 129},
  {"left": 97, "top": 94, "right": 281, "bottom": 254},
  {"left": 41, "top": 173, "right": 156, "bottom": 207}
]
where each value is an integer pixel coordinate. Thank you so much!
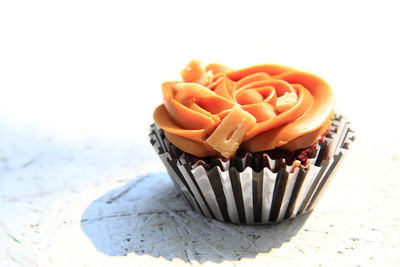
[{"left": 150, "top": 60, "right": 354, "bottom": 224}]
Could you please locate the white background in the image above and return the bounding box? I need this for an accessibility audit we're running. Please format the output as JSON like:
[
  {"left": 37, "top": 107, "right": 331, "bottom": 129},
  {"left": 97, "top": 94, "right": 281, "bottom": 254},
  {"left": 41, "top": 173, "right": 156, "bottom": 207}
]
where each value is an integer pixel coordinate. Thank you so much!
[{"left": 1, "top": 0, "right": 399, "bottom": 146}]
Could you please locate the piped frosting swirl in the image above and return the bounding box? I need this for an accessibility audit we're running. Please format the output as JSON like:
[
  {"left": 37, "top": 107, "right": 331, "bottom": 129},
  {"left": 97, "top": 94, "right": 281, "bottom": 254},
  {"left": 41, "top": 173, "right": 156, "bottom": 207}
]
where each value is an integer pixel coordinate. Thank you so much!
[{"left": 154, "top": 60, "right": 334, "bottom": 158}]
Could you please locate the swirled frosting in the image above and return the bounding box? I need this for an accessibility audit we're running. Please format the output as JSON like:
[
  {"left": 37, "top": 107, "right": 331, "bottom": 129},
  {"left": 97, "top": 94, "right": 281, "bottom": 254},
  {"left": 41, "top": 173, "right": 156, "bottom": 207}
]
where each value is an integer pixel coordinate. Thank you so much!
[{"left": 154, "top": 60, "right": 334, "bottom": 158}]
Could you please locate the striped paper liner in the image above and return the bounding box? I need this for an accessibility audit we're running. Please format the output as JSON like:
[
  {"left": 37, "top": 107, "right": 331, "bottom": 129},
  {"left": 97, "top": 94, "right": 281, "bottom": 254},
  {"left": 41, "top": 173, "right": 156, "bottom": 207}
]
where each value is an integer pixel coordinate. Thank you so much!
[{"left": 149, "top": 114, "right": 354, "bottom": 224}]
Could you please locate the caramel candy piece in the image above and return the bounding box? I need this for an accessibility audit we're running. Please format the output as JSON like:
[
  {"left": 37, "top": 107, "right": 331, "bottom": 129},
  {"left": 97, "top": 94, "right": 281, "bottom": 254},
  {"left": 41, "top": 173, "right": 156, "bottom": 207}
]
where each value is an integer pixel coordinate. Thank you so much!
[
  {"left": 276, "top": 92, "right": 298, "bottom": 113},
  {"left": 180, "top": 60, "right": 213, "bottom": 86},
  {"left": 206, "top": 106, "right": 256, "bottom": 158}
]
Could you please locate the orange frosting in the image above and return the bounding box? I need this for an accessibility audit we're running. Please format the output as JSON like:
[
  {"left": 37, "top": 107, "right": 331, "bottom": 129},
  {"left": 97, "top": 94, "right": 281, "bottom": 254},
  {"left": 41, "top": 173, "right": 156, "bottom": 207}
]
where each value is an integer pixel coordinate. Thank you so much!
[{"left": 153, "top": 60, "right": 334, "bottom": 158}]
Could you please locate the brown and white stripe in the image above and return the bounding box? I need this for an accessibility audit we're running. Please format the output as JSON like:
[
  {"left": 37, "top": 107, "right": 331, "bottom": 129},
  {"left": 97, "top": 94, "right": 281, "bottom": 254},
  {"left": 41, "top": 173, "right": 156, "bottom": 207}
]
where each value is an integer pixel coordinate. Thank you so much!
[{"left": 149, "top": 114, "right": 354, "bottom": 224}]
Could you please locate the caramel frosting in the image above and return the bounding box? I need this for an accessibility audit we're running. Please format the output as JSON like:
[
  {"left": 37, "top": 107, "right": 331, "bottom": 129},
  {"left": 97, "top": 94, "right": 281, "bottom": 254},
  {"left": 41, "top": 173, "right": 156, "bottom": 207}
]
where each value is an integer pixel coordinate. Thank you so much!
[{"left": 153, "top": 60, "right": 334, "bottom": 158}]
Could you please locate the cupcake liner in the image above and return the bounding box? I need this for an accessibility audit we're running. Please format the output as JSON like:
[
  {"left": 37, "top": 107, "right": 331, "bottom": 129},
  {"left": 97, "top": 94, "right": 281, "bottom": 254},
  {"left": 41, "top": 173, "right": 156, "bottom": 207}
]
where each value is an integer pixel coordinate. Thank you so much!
[{"left": 149, "top": 114, "right": 354, "bottom": 224}]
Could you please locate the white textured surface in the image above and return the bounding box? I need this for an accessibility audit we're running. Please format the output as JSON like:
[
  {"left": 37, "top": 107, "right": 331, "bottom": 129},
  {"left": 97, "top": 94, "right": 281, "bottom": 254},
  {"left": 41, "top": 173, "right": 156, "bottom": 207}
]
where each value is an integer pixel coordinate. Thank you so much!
[{"left": 1, "top": 120, "right": 400, "bottom": 266}]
